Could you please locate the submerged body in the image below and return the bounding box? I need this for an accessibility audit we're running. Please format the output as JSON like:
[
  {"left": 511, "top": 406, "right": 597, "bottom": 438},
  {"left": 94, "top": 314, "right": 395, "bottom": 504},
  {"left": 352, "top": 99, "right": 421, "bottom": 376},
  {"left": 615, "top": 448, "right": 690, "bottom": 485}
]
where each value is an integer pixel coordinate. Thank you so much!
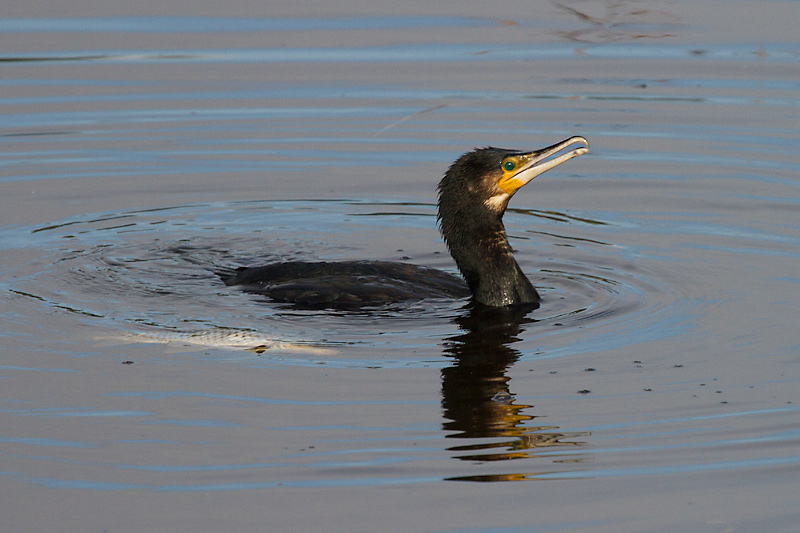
[
  {"left": 219, "top": 260, "right": 470, "bottom": 309},
  {"left": 221, "top": 136, "right": 588, "bottom": 309}
]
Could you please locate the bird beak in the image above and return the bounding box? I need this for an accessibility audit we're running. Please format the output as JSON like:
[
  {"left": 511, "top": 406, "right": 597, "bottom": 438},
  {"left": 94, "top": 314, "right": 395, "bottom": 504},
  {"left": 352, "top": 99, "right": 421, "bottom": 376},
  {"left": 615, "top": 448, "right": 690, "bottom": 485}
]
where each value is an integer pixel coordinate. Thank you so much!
[{"left": 498, "top": 136, "right": 589, "bottom": 195}]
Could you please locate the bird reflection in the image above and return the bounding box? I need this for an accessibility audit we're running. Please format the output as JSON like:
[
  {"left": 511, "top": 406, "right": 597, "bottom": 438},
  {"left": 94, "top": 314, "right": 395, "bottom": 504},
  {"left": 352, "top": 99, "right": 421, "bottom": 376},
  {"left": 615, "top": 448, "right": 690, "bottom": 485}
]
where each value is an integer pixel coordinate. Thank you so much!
[{"left": 441, "top": 305, "right": 589, "bottom": 479}]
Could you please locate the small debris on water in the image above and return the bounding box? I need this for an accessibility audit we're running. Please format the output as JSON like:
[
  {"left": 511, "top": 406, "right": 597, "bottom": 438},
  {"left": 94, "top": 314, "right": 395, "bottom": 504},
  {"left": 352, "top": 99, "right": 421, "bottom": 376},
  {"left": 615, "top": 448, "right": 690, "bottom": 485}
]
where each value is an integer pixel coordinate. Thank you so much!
[{"left": 491, "top": 392, "right": 513, "bottom": 404}]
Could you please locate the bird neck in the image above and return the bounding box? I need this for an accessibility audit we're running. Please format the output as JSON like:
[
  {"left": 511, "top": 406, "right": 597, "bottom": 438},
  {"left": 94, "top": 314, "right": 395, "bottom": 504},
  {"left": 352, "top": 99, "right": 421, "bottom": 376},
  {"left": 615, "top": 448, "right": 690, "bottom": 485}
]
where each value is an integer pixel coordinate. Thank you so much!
[{"left": 440, "top": 211, "right": 539, "bottom": 307}]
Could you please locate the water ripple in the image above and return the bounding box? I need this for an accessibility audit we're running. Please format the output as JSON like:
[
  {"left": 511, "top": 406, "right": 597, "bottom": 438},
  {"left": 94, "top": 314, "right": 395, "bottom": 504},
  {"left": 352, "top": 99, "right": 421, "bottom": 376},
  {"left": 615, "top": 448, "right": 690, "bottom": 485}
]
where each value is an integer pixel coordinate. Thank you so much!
[{"left": 0, "top": 199, "right": 697, "bottom": 370}]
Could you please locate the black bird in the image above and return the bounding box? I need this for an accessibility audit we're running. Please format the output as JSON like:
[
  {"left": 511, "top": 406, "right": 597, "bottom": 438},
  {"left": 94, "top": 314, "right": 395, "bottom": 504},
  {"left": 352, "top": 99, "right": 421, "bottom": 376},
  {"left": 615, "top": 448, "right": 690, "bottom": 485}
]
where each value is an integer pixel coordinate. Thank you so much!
[{"left": 219, "top": 136, "right": 588, "bottom": 309}]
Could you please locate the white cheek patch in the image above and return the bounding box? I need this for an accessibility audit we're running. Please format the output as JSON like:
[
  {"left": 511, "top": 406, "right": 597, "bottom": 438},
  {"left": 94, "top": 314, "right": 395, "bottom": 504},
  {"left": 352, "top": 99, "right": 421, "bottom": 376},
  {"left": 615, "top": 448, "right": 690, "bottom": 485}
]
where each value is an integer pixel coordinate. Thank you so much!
[{"left": 484, "top": 193, "right": 510, "bottom": 212}]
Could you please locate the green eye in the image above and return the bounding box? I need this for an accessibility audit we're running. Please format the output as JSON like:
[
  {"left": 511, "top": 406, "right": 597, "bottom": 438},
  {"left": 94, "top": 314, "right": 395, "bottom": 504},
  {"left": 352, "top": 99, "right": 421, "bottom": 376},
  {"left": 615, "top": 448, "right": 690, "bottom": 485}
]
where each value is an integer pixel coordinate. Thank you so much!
[{"left": 503, "top": 160, "right": 516, "bottom": 172}]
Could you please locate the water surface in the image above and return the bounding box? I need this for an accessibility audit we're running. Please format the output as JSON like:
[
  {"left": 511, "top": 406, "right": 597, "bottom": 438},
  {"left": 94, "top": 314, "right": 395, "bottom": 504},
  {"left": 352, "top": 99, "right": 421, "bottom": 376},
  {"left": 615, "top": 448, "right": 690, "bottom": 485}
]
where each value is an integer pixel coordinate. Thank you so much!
[{"left": 2, "top": 3, "right": 800, "bottom": 532}]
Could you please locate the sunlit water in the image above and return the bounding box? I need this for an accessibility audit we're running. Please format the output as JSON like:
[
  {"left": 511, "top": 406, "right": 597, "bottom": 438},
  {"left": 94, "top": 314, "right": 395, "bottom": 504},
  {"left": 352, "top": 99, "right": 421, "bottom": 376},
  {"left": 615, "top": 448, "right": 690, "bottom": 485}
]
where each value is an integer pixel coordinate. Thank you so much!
[{"left": 2, "top": 7, "right": 800, "bottom": 531}]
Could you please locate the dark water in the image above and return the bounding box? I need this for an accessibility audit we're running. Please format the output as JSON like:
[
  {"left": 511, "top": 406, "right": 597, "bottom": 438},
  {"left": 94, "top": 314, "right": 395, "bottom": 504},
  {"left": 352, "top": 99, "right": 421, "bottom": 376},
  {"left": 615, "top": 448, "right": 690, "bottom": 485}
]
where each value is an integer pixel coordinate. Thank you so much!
[{"left": 2, "top": 4, "right": 800, "bottom": 532}]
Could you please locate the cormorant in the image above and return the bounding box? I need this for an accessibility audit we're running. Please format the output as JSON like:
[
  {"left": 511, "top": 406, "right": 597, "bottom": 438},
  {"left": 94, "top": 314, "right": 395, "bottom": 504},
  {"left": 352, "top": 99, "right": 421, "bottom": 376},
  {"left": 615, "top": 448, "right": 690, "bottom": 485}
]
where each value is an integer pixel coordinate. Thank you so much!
[{"left": 219, "top": 136, "right": 588, "bottom": 308}]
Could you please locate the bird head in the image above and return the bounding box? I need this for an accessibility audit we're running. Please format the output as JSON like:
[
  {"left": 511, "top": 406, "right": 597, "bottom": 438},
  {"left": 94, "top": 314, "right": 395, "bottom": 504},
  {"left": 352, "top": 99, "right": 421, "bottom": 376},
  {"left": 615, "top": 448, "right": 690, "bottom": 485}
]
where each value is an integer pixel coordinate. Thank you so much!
[{"left": 438, "top": 136, "right": 589, "bottom": 220}]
